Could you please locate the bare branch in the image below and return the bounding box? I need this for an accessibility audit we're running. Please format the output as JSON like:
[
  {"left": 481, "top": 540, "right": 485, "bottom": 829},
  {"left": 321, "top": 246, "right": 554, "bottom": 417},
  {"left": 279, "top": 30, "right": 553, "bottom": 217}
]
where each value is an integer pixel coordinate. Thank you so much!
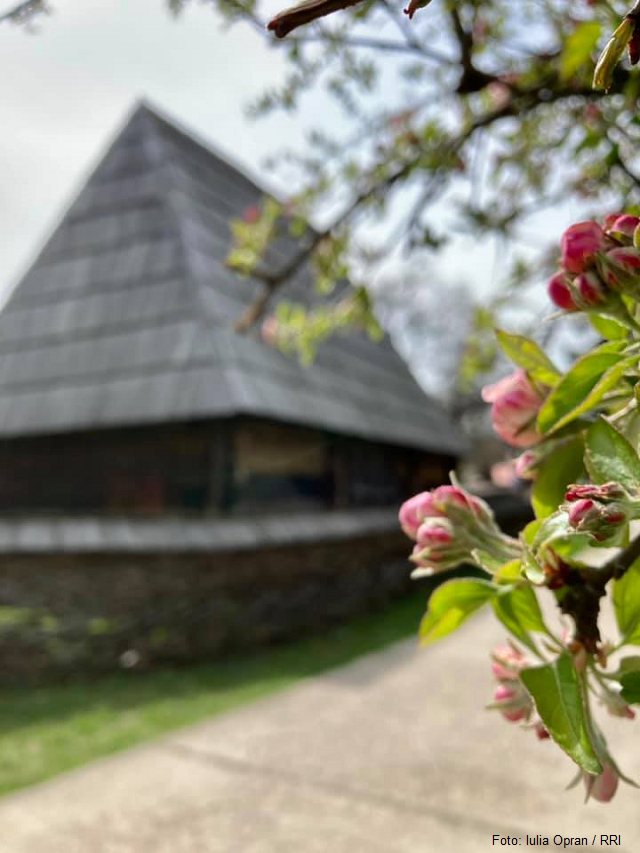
[
  {"left": 0, "top": 0, "right": 47, "bottom": 26},
  {"left": 267, "top": 0, "right": 365, "bottom": 39}
]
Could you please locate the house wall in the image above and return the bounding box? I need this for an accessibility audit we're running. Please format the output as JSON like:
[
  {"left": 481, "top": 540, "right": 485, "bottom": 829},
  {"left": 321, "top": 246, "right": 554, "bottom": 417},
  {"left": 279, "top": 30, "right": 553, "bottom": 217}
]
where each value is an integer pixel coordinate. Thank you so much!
[
  {"left": 0, "top": 529, "right": 411, "bottom": 682},
  {"left": 0, "top": 417, "right": 454, "bottom": 515}
]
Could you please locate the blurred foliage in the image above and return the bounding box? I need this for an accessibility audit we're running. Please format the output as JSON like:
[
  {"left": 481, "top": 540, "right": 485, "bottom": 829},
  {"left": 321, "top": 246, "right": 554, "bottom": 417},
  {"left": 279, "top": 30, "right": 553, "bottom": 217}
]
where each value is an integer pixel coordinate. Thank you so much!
[{"left": 174, "top": 0, "right": 640, "bottom": 383}]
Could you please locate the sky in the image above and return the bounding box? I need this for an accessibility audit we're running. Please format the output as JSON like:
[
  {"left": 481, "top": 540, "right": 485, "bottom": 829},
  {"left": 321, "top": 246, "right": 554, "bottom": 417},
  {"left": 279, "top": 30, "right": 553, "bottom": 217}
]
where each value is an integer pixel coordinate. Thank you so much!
[{"left": 0, "top": 0, "right": 319, "bottom": 296}]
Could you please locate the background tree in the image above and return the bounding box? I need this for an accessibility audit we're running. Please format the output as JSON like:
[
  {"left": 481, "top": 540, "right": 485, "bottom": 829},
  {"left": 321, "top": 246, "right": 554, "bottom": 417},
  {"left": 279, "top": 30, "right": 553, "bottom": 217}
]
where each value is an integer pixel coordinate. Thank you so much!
[{"left": 168, "top": 0, "right": 640, "bottom": 385}]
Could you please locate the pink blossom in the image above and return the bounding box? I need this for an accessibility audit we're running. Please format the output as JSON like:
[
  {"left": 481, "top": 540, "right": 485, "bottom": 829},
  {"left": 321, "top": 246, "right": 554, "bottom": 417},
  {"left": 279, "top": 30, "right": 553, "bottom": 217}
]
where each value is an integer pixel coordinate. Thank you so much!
[
  {"left": 398, "top": 491, "right": 442, "bottom": 539},
  {"left": 490, "top": 460, "right": 518, "bottom": 489},
  {"left": 514, "top": 451, "right": 537, "bottom": 480},
  {"left": 493, "top": 683, "right": 529, "bottom": 722},
  {"left": 604, "top": 214, "right": 640, "bottom": 239},
  {"left": 584, "top": 764, "right": 619, "bottom": 803},
  {"left": 574, "top": 271, "right": 607, "bottom": 307},
  {"left": 416, "top": 518, "right": 455, "bottom": 548},
  {"left": 604, "top": 212, "right": 625, "bottom": 230},
  {"left": 491, "top": 644, "right": 527, "bottom": 681},
  {"left": 411, "top": 519, "right": 463, "bottom": 569},
  {"left": 599, "top": 246, "right": 640, "bottom": 288},
  {"left": 565, "top": 483, "right": 626, "bottom": 502},
  {"left": 567, "top": 498, "right": 597, "bottom": 528},
  {"left": 548, "top": 272, "right": 578, "bottom": 311},
  {"left": 561, "top": 221, "right": 605, "bottom": 274},
  {"left": 481, "top": 370, "right": 544, "bottom": 448},
  {"left": 431, "top": 484, "right": 485, "bottom": 517}
]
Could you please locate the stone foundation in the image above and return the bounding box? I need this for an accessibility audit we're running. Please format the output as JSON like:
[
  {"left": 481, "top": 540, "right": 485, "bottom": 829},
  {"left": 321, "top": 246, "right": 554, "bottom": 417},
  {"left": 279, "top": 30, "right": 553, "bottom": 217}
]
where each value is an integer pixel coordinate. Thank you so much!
[{"left": 0, "top": 529, "right": 411, "bottom": 682}]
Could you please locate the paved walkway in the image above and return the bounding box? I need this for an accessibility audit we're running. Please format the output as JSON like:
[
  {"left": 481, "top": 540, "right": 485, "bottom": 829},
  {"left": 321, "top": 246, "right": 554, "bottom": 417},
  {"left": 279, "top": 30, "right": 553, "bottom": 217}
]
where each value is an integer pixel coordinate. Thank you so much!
[{"left": 1, "top": 608, "right": 639, "bottom": 852}]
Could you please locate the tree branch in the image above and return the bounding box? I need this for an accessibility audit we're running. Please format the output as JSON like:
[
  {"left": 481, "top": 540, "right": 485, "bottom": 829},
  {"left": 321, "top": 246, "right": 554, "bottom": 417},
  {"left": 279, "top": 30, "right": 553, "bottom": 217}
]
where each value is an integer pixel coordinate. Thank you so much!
[
  {"left": 602, "top": 533, "right": 640, "bottom": 580},
  {"left": 0, "top": 0, "right": 46, "bottom": 26},
  {"left": 267, "top": 0, "right": 365, "bottom": 39}
]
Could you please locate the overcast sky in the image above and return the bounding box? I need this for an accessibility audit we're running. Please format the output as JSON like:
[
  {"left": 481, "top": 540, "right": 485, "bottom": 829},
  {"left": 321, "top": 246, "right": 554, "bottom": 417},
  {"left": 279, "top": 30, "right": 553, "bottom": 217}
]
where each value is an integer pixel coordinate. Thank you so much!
[{"left": 0, "top": 0, "right": 327, "bottom": 295}]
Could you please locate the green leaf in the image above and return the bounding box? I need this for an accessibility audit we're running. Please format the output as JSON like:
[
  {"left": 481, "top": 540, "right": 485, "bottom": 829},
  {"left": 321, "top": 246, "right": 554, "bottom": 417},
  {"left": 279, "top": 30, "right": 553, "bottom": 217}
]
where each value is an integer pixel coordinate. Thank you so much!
[
  {"left": 536, "top": 343, "right": 629, "bottom": 435},
  {"left": 419, "top": 579, "right": 496, "bottom": 646},
  {"left": 585, "top": 417, "right": 640, "bottom": 490},
  {"left": 492, "top": 584, "right": 547, "bottom": 652},
  {"left": 613, "top": 557, "right": 640, "bottom": 644},
  {"left": 520, "top": 654, "right": 602, "bottom": 774},
  {"left": 469, "top": 548, "right": 504, "bottom": 575},
  {"left": 620, "top": 671, "right": 640, "bottom": 704},
  {"left": 522, "top": 518, "right": 543, "bottom": 545},
  {"left": 590, "top": 313, "right": 629, "bottom": 342},
  {"left": 553, "top": 356, "right": 637, "bottom": 433},
  {"left": 494, "top": 559, "right": 523, "bottom": 583},
  {"left": 531, "top": 438, "right": 584, "bottom": 519},
  {"left": 560, "top": 21, "right": 602, "bottom": 81},
  {"left": 611, "top": 656, "right": 640, "bottom": 678},
  {"left": 494, "top": 329, "right": 561, "bottom": 386}
]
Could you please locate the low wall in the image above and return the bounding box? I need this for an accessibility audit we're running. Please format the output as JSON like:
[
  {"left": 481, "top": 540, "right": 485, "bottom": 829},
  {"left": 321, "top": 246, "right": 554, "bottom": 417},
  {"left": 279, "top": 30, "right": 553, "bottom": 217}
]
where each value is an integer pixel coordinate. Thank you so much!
[{"left": 0, "top": 518, "right": 411, "bottom": 682}]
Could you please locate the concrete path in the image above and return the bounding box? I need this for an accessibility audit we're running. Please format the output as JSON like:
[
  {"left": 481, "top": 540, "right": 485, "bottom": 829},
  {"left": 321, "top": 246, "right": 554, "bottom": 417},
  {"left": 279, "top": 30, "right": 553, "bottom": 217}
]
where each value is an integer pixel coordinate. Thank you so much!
[{"left": 1, "top": 608, "right": 639, "bottom": 852}]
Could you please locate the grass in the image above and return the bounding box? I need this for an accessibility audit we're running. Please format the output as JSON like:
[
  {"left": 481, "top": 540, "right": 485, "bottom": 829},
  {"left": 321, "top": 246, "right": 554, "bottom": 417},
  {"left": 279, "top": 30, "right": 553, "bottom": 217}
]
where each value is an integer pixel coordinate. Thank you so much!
[{"left": 0, "top": 591, "right": 429, "bottom": 797}]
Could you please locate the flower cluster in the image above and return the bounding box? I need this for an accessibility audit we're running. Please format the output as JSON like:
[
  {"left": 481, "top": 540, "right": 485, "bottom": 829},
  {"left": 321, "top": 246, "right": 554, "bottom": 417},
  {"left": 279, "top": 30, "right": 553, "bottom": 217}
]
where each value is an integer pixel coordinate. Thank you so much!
[
  {"left": 399, "top": 483, "right": 519, "bottom": 575},
  {"left": 489, "top": 645, "right": 551, "bottom": 738},
  {"left": 481, "top": 370, "right": 546, "bottom": 448},
  {"left": 562, "top": 482, "right": 640, "bottom": 542},
  {"left": 490, "top": 645, "right": 532, "bottom": 722},
  {"left": 398, "top": 212, "right": 640, "bottom": 806},
  {"left": 548, "top": 216, "right": 640, "bottom": 313}
]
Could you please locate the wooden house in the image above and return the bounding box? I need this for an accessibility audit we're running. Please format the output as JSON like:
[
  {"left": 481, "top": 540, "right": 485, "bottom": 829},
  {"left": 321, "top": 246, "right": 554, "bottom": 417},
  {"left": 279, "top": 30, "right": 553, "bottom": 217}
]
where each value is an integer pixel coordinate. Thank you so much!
[{"left": 0, "top": 103, "right": 468, "bottom": 676}]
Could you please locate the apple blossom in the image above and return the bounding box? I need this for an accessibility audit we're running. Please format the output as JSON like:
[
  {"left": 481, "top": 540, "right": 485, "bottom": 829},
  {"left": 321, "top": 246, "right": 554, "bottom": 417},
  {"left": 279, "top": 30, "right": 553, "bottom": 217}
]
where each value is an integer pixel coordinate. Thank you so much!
[
  {"left": 481, "top": 370, "right": 545, "bottom": 448},
  {"left": 561, "top": 221, "right": 605, "bottom": 274}
]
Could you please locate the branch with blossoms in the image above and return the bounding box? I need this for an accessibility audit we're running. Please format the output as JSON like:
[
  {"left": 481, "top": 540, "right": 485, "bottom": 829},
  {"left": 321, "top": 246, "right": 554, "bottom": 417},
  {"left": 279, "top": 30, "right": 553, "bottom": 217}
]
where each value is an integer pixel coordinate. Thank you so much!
[{"left": 398, "top": 212, "right": 640, "bottom": 803}]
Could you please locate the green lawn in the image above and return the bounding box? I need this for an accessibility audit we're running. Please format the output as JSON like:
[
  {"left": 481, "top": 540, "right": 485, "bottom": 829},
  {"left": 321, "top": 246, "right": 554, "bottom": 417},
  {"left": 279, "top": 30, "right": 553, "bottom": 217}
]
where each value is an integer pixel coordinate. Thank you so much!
[{"left": 0, "top": 591, "right": 430, "bottom": 797}]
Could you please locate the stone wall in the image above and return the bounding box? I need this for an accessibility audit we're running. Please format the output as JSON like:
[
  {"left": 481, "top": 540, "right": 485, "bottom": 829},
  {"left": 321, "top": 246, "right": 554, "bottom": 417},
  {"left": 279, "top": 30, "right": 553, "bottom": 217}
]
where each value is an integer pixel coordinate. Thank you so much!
[{"left": 0, "top": 530, "right": 411, "bottom": 683}]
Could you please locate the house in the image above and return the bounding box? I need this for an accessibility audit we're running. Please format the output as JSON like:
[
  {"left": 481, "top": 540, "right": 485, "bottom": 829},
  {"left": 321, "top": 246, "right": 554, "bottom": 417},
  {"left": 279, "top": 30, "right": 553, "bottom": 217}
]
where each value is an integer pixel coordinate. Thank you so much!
[{"left": 0, "top": 103, "right": 468, "bottom": 677}]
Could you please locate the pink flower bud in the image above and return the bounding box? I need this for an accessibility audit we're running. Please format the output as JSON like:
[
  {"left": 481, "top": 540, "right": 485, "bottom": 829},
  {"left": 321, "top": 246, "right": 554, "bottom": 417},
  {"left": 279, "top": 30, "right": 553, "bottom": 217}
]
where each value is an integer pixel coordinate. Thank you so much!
[
  {"left": 548, "top": 272, "right": 578, "bottom": 311},
  {"left": 604, "top": 213, "right": 625, "bottom": 230},
  {"left": 574, "top": 271, "right": 607, "bottom": 307},
  {"left": 491, "top": 644, "right": 527, "bottom": 681},
  {"left": 416, "top": 518, "right": 455, "bottom": 548},
  {"left": 535, "top": 723, "right": 550, "bottom": 740},
  {"left": 399, "top": 491, "right": 442, "bottom": 540},
  {"left": 493, "top": 683, "right": 529, "bottom": 722},
  {"left": 515, "top": 451, "right": 537, "bottom": 480},
  {"left": 599, "top": 246, "right": 640, "bottom": 289},
  {"left": 565, "top": 483, "right": 628, "bottom": 503},
  {"left": 561, "top": 221, "right": 605, "bottom": 274},
  {"left": 481, "top": 370, "right": 544, "bottom": 448},
  {"left": 410, "top": 519, "right": 468, "bottom": 571},
  {"left": 565, "top": 496, "right": 627, "bottom": 541},
  {"left": 431, "top": 484, "right": 485, "bottom": 517},
  {"left": 584, "top": 764, "right": 619, "bottom": 803},
  {"left": 605, "top": 214, "right": 640, "bottom": 239},
  {"left": 567, "top": 498, "right": 596, "bottom": 527}
]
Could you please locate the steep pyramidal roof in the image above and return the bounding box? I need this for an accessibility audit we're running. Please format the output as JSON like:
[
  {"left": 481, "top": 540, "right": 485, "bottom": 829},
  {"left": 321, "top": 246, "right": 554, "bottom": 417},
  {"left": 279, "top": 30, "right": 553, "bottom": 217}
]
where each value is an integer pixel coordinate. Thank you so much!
[{"left": 0, "top": 102, "right": 466, "bottom": 453}]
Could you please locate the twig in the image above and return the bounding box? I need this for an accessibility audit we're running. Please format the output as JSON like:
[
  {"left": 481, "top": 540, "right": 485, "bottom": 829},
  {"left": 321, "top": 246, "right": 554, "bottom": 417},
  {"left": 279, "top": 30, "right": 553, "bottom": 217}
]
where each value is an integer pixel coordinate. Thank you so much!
[
  {"left": 0, "top": 0, "right": 46, "bottom": 26},
  {"left": 267, "top": 0, "right": 366, "bottom": 39},
  {"left": 602, "top": 533, "right": 640, "bottom": 580}
]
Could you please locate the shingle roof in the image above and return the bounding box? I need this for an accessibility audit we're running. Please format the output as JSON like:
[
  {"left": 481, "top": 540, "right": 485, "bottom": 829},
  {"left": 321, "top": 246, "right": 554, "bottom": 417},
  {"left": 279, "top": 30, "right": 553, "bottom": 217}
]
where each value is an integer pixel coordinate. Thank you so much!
[{"left": 0, "top": 101, "right": 467, "bottom": 454}]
